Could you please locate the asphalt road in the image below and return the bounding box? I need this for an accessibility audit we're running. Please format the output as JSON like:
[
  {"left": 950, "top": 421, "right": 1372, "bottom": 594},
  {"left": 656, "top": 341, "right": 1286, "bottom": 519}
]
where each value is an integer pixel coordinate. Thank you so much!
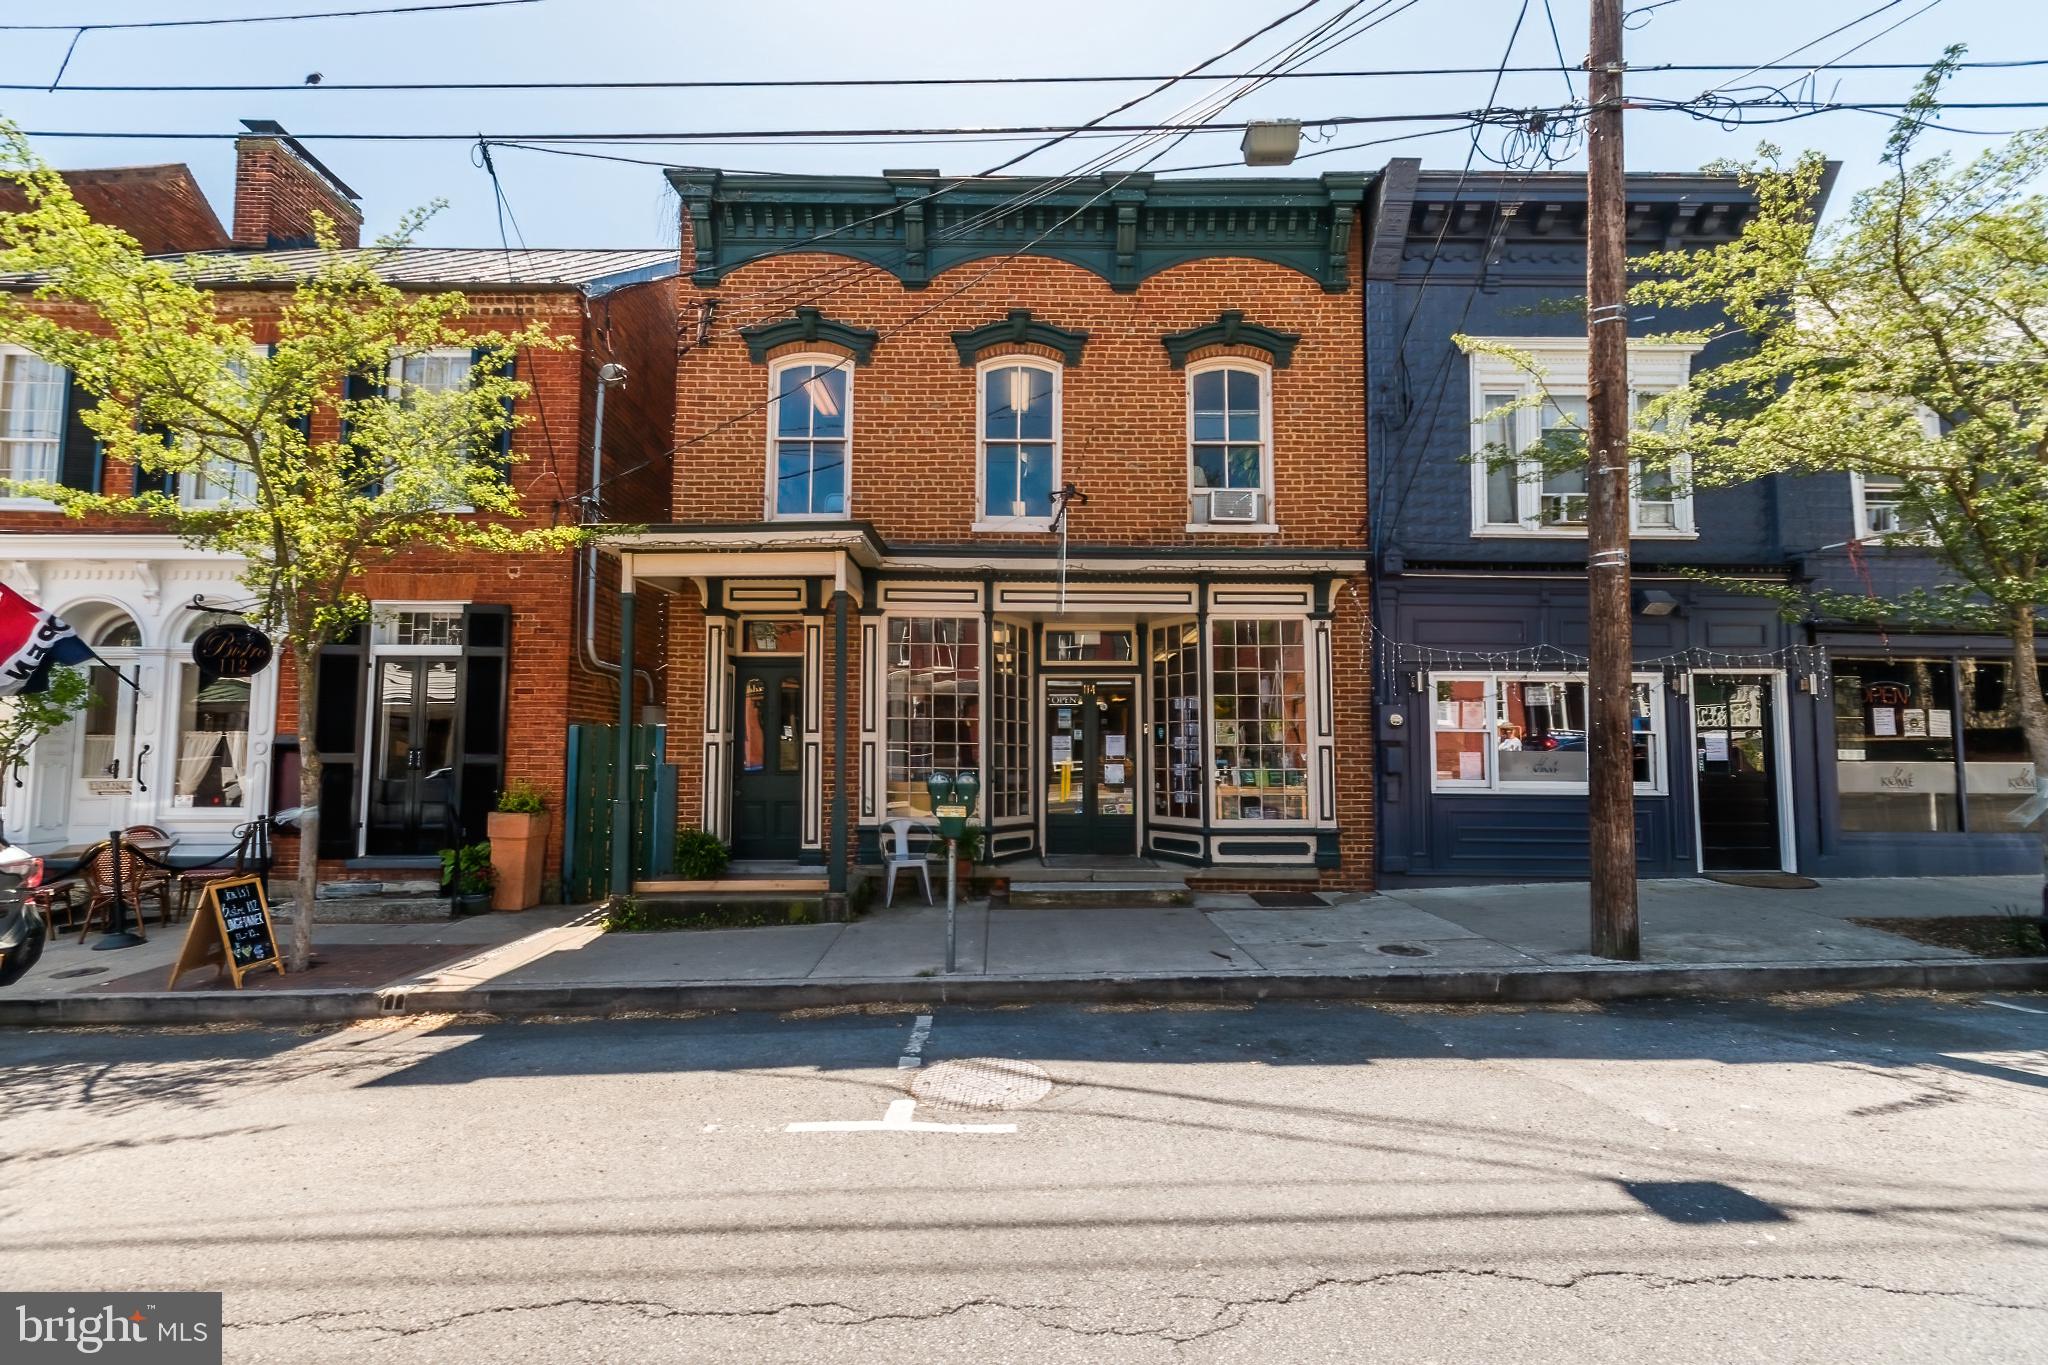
[{"left": 4, "top": 993, "right": 2046, "bottom": 1363}]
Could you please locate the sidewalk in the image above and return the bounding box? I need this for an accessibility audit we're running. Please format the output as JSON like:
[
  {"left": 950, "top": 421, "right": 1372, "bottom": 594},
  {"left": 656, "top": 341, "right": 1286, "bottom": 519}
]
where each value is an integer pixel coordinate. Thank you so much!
[{"left": 6, "top": 876, "right": 2043, "bottom": 1025}]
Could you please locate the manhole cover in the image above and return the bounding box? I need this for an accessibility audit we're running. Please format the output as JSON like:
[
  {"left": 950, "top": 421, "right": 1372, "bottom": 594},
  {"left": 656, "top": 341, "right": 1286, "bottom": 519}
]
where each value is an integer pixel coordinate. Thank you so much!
[
  {"left": 910, "top": 1058, "right": 1055, "bottom": 1110},
  {"left": 48, "top": 966, "right": 109, "bottom": 980},
  {"left": 1376, "top": 943, "right": 1433, "bottom": 958}
]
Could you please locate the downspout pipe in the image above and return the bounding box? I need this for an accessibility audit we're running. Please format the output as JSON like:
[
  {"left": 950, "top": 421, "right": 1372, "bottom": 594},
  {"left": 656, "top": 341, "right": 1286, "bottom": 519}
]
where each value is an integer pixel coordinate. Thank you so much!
[{"left": 580, "top": 362, "right": 656, "bottom": 708}]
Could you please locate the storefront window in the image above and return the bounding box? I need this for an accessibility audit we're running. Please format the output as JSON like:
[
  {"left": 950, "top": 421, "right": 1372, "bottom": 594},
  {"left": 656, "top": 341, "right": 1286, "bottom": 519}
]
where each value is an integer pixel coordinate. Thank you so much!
[
  {"left": 1831, "top": 657, "right": 1959, "bottom": 832},
  {"left": 1958, "top": 659, "right": 2045, "bottom": 830},
  {"left": 885, "top": 617, "right": 980, "bottom": 817},
  {"left": 988, "top": 621, "right": 1029, "bottom": 821},
  {"left": 1150, "top": 621, "right": 1201, "bottom": 819},
  {"left": 1210, "top": 619, "right": 1308, "bottom": 821},
  {"left": 174, "top": 663, "right": 251, "bottom": 808},
  {"left": 1430, "top": 672, "right": 1662, "bottom": 793}
]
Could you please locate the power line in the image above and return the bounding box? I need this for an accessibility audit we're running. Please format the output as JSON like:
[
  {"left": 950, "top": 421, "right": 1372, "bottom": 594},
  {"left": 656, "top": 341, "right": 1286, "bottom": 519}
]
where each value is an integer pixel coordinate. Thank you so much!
[
  {"left": 26, "top": 99, "right": 2048, "bottom": 147},
  {"left": 4, "top": 59, "right": 2041, "bottom": 94},
  {"left": 0, "top": 0, "right": 538, "bottom": 30}
]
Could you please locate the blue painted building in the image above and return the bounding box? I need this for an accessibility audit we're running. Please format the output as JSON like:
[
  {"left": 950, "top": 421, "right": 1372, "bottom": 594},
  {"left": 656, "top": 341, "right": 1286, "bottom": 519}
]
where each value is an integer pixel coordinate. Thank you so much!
[{"left": 1364, "top": 159, "right": 2040, "bottom": 883}]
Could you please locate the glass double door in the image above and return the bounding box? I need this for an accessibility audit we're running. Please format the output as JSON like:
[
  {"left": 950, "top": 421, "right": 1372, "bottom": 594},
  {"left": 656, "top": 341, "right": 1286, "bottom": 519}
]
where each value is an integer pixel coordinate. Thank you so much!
[
  {"left": 366, "top": 658, "right": 459, "bottom": 856},
  {"left": 1045, "top": 678, "right": 1137, "bottom": 856}
]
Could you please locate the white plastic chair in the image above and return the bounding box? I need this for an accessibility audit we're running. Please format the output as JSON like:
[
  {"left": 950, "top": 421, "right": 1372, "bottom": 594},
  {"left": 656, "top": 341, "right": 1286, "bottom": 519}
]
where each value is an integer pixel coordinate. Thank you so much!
[{"left": 881, "top": 818, "right": 934, "bottom": 908}]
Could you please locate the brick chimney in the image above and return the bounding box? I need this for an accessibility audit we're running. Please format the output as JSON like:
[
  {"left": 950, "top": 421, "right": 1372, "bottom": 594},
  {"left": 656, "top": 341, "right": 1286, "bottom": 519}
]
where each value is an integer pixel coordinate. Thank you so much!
[{"left": 231, "top": 119, "right": 362, "bottom": 249}]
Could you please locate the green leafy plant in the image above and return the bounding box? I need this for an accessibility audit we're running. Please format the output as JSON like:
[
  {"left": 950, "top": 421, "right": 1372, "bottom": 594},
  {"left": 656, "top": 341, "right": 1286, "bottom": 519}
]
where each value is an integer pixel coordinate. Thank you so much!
[
  {"left": 673, "top": 827, "right": 731, "bottom": 881},
  {"left": 0, "top": 122, "right": 577, "bottom": 970},
  {"left": 927, "top": 822, "right": 983, "bottom": 862},
  {"left": 0, "top": 667, "right": 90, "bottom": 800},
  {"left": 439, "top": 842, "right": 495, "bottom": 896},
  {"left": 495, "top": 779, "right": 545, "bottom": 815}
]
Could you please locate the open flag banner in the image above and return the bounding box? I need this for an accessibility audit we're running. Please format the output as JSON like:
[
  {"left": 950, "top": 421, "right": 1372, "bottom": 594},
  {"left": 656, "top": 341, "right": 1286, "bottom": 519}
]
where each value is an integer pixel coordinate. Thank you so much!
[{"left": 0, "top": 584, "right": 95, "bottom": 696}]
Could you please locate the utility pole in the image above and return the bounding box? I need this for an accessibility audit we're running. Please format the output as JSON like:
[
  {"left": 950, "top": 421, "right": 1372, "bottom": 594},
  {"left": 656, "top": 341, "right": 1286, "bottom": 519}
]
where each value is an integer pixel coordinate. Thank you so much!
[{"left": 1585, "top": 0, "right": 1640, "bottom": 959}]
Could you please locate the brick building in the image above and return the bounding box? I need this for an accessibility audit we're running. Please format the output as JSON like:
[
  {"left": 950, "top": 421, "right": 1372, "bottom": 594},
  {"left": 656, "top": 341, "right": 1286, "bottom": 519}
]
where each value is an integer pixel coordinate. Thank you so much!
[
  {"left": 601, "top": 170, "right": 1373, "bottom": 895},
  {"left": 1, "top": 124, "right": 677, "bottom": 896}
]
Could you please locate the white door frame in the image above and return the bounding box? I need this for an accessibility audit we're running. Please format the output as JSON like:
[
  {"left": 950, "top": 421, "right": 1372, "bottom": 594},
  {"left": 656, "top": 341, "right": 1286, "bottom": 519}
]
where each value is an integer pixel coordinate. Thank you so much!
[{"left": 1686, "top": 667, "right": 1797, "bottom": 874}]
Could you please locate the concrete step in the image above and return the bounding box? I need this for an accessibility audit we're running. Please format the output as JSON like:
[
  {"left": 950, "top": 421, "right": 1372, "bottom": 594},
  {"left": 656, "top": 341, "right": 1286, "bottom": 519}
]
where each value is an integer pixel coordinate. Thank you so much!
[
  {"left": 1006, "top": 880, "right": 1193, "bottom": 908},
  {"left": 1006, "top": 865, "right": 1192, "bottom": 884}
]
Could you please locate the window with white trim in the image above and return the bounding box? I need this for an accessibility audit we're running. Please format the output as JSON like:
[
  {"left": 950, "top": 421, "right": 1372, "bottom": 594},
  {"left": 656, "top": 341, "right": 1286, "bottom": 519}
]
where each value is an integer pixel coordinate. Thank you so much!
[
  {"left": 976, "top": 358, "right": 1059, "bottom": 527},
  {"left": 768, "top": 357, "right": 849, "bottom": 518},
  {"left": 1467, "top": 338, "right": 1698, "bottom": 537},
  {"left": 1187, "top": 360, "right": 1273, "bottom": 528},
  {"left": 0, "top": 346, "right": 63, "bottom": 487},
  {"left": 1853, "top": 471, "right": 1909, "bottom": 538},
  {"left": 1428, "top": 671, "right": 1666, "bottom": 794},
  {"left": 179, "top": 348, "right": 262, "bottom": 508},
  {"left": 1211, "top": 618, "right": 1310, "bottom": 821},
  {"left": 385, "top": 346, "right": 483, "bottom": 507}
]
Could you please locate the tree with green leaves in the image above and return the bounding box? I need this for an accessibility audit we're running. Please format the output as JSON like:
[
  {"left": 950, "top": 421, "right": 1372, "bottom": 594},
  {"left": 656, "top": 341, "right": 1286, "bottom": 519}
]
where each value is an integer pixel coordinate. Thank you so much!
[
  {"left": 0, "top": 669, "right": 91, "bottom": 829},
  {"left": 0, "top": 124, "right": 577, "bottom": 969},
  {"left": 1629, "top": 52, "right": 2048, "bottom": 893}
]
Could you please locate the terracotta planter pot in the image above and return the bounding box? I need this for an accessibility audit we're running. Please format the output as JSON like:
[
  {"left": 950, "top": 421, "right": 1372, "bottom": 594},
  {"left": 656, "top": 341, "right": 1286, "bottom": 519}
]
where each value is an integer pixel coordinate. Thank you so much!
[{"left": 487, "top": 810, "right": 549, "bottom": 911}]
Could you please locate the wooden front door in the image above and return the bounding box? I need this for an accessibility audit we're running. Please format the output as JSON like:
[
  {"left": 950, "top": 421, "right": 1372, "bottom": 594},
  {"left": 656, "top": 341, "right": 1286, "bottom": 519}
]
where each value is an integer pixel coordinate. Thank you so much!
[{"left": 732, "top": 661, "right": 803, "bottom": 860}]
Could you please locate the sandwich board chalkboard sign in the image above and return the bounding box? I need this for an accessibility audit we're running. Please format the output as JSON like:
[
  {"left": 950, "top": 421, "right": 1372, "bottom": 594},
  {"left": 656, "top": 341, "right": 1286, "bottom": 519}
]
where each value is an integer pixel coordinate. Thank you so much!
[{"left": 166, "top": 875, "right": 284, "bottom": 989}]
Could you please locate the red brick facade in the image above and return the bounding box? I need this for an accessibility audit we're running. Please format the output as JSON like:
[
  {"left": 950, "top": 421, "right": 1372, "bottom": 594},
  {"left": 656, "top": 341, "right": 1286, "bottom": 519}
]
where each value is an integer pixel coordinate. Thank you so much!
[
  {"left": 231, "top": 131, "right": 363, "bottom": 250},
  {"left": 638, "top": 177, "right": 1374, "bottom": 889}
]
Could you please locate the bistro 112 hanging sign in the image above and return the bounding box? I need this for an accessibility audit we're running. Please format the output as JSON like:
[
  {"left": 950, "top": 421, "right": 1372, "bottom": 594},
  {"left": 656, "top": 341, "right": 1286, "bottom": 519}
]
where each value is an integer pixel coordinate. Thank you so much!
[{"left": 192, "top": 622, "right": 273, "bottom": 681}]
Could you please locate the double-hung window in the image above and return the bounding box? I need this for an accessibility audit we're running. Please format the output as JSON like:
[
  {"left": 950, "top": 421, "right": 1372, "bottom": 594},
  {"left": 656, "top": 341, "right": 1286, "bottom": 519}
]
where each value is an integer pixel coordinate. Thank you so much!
[
  {"left": 1854, "top": 472, "right": 1909, "bottom": 538},
  {"left": 1428, "top": 671, "right": 1666, "bottom": 794},
  {"left": 977, "top": 359, "right": 1058, "bottom": 527},
  {"left": 769, "top": 358, "right": 849, "bottom": 518},
  {"left": 1188, "top": 361, "right": 1273, "bottom": 528},
  {"left": 1467, "top": 338, "right": 1698, "bottom": 537},
  {"left": 179, "top": 348, "right": 263, "bottom": 508},
  {"left": 0, "top": 346, "right": 63, "bottom": 489},
  {"left": 386, "top": 347, "right": 482, "bottom": 507}
]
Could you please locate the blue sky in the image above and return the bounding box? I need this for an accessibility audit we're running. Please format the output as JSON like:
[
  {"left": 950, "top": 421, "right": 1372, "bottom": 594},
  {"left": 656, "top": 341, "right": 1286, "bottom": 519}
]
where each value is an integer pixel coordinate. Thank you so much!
[{"left": 1, "top": 0, "right": 2041, "bottom": 248}]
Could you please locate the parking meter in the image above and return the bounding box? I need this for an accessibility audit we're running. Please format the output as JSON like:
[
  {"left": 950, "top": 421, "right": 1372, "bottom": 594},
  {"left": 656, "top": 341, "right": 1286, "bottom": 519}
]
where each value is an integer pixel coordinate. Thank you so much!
[
  {"left": 925, "top": 770, "right": 980, "bottom": 975},
  {"left": 928, "top": 769, "right": 978, "bottom": 839}
]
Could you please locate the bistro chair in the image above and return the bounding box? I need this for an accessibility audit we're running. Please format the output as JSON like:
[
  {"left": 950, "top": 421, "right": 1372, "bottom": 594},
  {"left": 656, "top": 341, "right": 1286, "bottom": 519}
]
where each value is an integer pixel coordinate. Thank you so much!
[
  {"left": 28, "top": 878, "right": 85, "bottom": 937},
  {"left": 174, "top": 820, "right": 272, "bottom": 924},
  {"left": 880, "top": 818, "right": 934, "bottom": 909},
  {"left": 72, "top": 840, "right": 173, "bottom": 943}
]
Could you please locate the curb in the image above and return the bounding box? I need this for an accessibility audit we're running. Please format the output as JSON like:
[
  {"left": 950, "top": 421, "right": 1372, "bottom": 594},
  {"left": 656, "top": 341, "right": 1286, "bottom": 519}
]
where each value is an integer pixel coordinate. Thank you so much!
[{"left": 5, "top": 957, "right": 2044, "bottom": 1027}]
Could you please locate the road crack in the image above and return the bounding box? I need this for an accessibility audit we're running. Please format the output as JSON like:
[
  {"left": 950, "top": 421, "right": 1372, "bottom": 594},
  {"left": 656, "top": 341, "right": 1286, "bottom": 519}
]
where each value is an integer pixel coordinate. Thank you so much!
[{"left": 227, "top": 1269, "right": 2046, "bottom": 1347}]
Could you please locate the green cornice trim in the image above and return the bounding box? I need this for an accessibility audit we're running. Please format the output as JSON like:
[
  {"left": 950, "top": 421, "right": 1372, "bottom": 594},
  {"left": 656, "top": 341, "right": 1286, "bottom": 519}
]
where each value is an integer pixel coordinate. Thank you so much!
[
  {"left": 951, "top": 310, "right": 1090, "bottom": 368},
  {"left": 1161, "top": 311, "right": 1303, "bottom": 369},
  {"left": 669, "top": 170, "right": 1371, "bottom": 293},
  {"left": 739, "top": 306, "right": 880, "bottom": 365}
]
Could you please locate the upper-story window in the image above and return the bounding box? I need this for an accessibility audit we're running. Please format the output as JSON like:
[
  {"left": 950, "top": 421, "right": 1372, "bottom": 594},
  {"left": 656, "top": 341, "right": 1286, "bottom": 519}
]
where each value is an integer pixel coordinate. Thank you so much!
[
  {"left": 180, "top": 348, "right": 263, "bottom": 508},
  {"left": 1467, "top": 339, "right": 1698, "bottom": 538},
  {"left": 769, "top": 358, "right": 849, "bottom": 518},
  {"left": 389, "top": 346, "right": 474, "bottom": 455},
  {"left": 0, "top": 346, "right": 64, "bottom": 487},
  {"left": 1187, "top": 361, "right": 1274, "bottom": 530},
  {"left": 977, "top": 358, "right": 1059, "bottom": 528},
  {"left": 1852, "top": 407, "right": 1939, "bottom": 541}
]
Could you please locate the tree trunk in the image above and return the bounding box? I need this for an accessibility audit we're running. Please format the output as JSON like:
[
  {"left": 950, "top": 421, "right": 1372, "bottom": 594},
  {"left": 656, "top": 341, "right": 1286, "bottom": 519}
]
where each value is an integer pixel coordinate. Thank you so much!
[
  {"left": 2007, "top": 606, "right": 2048, "bottom": 922},
  {"left": 291, "top": 645, "right": 323, "bottom": 972}
]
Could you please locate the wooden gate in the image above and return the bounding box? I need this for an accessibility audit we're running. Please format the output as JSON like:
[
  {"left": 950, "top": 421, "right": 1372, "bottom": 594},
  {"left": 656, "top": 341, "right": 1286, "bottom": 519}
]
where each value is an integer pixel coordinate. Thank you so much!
[{"left": 563, "top": 724, "right": 674, "bottom": 902}]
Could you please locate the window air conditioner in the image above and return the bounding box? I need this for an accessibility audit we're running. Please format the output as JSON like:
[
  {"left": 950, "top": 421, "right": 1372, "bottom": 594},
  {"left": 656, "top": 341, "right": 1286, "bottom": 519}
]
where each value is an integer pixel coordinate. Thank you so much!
[{"left": 1207, "top": 488, "right": 1263, "bottom": 523}]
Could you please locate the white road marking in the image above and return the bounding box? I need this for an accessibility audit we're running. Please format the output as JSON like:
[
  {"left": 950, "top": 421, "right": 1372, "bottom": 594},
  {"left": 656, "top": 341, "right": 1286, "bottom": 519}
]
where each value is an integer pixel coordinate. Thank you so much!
[
  {"left": 1984, "top": 999, "right": 2048, "bottom": 1016},
  {"left": 785, "top": 1099, "right": 1015, "bottom": 1135},
  {"left": 897, "top": 1014, "right": 934, "bottom": 1069}
]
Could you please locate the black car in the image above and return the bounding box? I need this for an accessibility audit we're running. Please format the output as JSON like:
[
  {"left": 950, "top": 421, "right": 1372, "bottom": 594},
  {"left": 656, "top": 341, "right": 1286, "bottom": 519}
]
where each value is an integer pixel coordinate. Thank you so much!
[{"left": 0, "top": 836, "right": 47, "bottom": 988}]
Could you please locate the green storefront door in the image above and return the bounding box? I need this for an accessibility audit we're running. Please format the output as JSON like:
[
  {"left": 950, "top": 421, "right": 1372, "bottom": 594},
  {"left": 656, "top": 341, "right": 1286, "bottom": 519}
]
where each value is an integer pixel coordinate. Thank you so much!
[
  {"left": 1044, "top": 679, "right": 1138, "bottom": 856},
  {"left": 732, "top": 661, "right": 803, "bottom": 860}
]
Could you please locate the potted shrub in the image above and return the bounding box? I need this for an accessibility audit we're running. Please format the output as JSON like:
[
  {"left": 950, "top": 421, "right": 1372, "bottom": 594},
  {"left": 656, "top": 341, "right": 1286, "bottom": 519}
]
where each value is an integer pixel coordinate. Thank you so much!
[
  {"left": 674, "top": 827, "right": 731, "bottom": 882},
  {"left": 487, "top": 780, "right": 549, "bottom": 910},
  {"left": 926, "top": 822, "right": 982, "bottom": 878},
  {"left": 440, "top": 842, "right": 496, "bottom": 916}
]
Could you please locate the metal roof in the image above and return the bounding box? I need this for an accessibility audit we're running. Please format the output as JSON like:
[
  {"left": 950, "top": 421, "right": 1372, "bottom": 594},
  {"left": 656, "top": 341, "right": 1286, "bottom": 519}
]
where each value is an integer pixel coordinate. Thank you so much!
[{"left": 159, "top": 246, "right": 680, "bottom": 293}]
